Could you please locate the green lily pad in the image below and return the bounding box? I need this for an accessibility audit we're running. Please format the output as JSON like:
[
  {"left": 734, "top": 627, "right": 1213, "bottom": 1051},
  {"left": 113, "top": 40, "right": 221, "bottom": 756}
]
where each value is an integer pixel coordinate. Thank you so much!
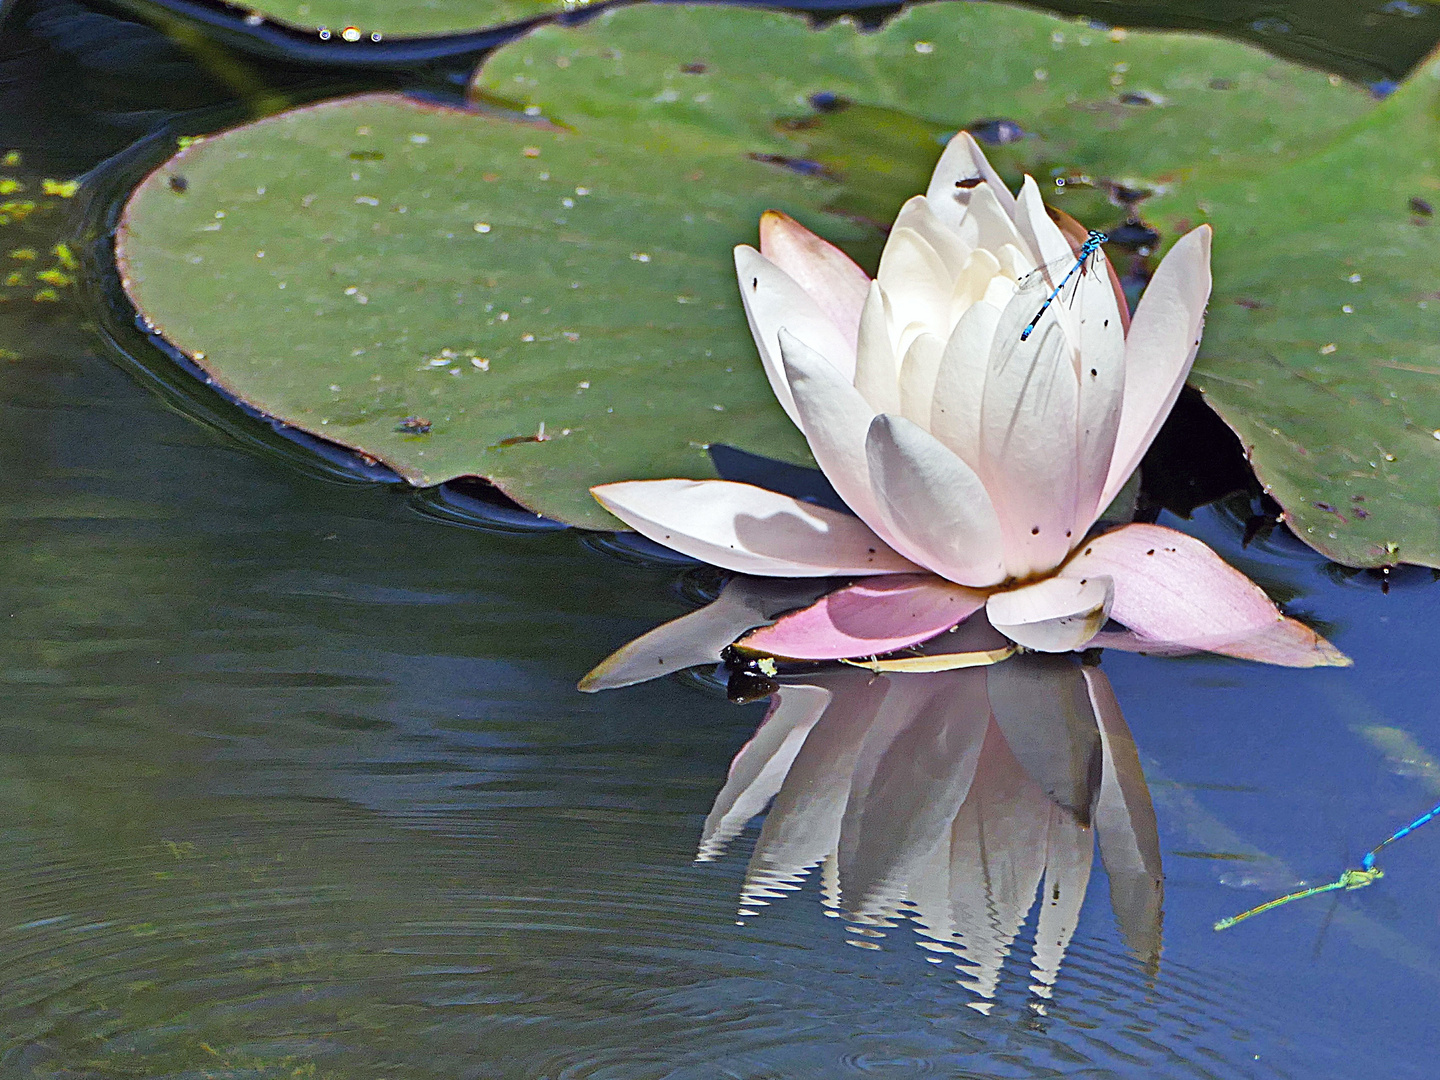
[
  {"left": 120, "top": 1, "right": 1404, "bottom": 538},
  {"left": 1146, "top": 47, "right": 1440, "bottom": 568},
  {"left": 225, "top": 0, "right": 574, "bottom": 39},
  {"left": 116, "top": 89, "right": 845, "bottom": 528}
]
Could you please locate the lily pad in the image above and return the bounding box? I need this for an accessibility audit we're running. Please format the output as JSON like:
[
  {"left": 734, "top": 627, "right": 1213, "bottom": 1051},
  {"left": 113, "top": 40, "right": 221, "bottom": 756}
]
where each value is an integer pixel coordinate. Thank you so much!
[
  {"left": 118, "top": 1, "right": 1394, "bottom": 534},
  {"left": 117, "top": 91, "right": 845, "bottom": 528},
  {"left": 204, "top": 0, "right": 573, "bottom": 39},
  {"left": 1146, "top": 47, "right": 1440, "bottom": 568}
]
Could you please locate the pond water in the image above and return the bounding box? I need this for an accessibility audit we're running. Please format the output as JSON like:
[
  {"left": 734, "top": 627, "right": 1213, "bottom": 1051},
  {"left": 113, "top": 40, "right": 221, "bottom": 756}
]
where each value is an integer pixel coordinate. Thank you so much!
[{"left": 4, "top": 1, "right": 1440, "bottom": 1077}]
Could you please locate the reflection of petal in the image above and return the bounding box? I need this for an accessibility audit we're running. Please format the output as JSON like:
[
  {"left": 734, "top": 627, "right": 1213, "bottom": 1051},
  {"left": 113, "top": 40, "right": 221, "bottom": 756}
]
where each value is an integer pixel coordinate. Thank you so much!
[
  {"left": 1029, "top": 804, "right": 1094, "bottom": 1000},
  {"left": 580, "top": 577, "right": 830, "bottom": 691},
  {"left": 736, "top": 575, "right": 985, "bottom": 661},
  {"left": 986, "top": 655, "right": 1102, "bottom": 823},
  {"left": 739, "top": 671, "right": 900, "bottom": 907},
  {"left": 698, "top": 682, "right": 833, "bottom": 861},
  {"left": 838, "top": 671, "right": 992, "bottom": 922},
  {"left": 948, "top": 720, "right": 1052, "bottom": 1006},
  {"left": 592, "top": 479, "right": 919, "bottom": 577},
  {"left": 1087, "top": 666, "right": 1164, "bottom": 973}
]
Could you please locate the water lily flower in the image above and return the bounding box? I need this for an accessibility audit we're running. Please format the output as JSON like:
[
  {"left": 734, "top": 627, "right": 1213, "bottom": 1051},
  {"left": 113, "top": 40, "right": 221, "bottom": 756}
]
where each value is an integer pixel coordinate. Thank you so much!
[
  {"left": 696, "top": 648, "right": 1163, "bottom": 1004},
  {"left": 592, "top": 133, "right": 1346, "bottom": 668}
]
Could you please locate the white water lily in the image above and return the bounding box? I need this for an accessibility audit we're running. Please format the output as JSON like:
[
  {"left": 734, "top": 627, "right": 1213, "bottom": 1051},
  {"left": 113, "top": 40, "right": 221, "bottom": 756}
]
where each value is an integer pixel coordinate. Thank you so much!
[{"left": 593, "top": 133, "right": 1345, "bottom": 667}]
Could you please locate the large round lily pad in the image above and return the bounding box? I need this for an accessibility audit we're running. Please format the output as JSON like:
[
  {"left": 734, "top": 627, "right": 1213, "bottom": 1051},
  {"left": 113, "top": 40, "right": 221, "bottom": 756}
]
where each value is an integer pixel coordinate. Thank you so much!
[
  {"left": 116, "top": 88, "right": 839, "bottom": 528},
  {"left": 1147, "top": 46, "right": 1440, "bottom": 568},
  {"left": 121, "top": 1, "right": 1428, "bottom": 550}
]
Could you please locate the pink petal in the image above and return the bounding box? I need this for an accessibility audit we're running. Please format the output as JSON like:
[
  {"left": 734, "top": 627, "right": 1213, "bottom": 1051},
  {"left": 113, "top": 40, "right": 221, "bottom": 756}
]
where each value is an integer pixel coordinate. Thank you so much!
[
  {"left": 924, "top": 131, "right": 1018, "bottom": 223},
  {"left": 985, "top": 575, "right": 1113, "bottom": 653},
  {"left": 591, "top": 478, "right": 919, "bottom": 577},
  {"left": 1101, "top": 226, "right": 1212, "bottom": 508},
  {"left": 1059, "top": 523, "right": 1349, "bottom": 666},
  {"left": 736, "top": 574, "right": 987, "bottom": 660},
  {"left": 1060, "top": 523, "right": 1273, "bottom": 646},
  {"left": 735, "top": 245, "right": 857, "bottom": 425},
  {"left": 1208, "top": 617, "right": 1350, "bottom": 668},
  {"left": 759, "top": 210, "right": 870, "bottom": 353}
]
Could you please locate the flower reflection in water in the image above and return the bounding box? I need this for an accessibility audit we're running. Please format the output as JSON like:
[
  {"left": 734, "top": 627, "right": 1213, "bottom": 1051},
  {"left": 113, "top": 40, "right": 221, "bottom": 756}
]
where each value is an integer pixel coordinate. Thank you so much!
[
  {"left": 585, "top": 576, "right": 1163, "bottom": 1010},
  {"left": 693, "top": 623, "right": 1162, "bottom": 1012}
]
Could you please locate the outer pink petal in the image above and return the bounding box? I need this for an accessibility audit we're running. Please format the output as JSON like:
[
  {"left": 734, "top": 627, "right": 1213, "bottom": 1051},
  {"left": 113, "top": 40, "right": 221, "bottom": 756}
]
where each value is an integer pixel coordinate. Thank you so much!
[
  {"left": 1206, "top": 617, "right": 1350, "bottom": 667},
  {"left": 736, "top": 574, "right": 987, "bottom": 660},
  {"left": 1059, "top": 522, "right": 1349, "bottom": 666},
  {"left": 735, "top": 245, "right": 857, "bottom": 424},
  {"left": 759, "top": 210, "right": 870, "bottom": 353},
  {"left": 1101, "top": 226, "right": 1212, "bottom": 508},
  {"left": 591, "top": 479, "right": 919, "bottom": 577}
]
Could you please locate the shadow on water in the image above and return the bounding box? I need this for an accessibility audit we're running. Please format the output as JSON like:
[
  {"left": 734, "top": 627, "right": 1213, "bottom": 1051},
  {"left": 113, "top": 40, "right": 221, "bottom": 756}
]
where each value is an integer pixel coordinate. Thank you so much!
[{"left": 4, "top": 0, "right": 1440, "bottom": 1077}]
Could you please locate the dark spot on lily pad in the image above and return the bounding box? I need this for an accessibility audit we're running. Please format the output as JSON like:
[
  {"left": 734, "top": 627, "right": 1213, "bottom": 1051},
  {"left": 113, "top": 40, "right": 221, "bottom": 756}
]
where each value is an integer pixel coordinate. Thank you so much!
[
  {"left": 1410, "top": 196, "right": 1434, "bottom": 216},
  {"left": 966, "top": 118, "right": 1026, "bottom": 145},
  {"left": 168, "top": 175, "right": 188, "bottom": 193},
  {"left": 397, "top": 416, "right": 431, "bottom": 434},
  {"left": 681, "top": 61, "right": 707, "bottom": 74},
  {"left": 808, "top": 91, "right": 850, "bottom": 113}
]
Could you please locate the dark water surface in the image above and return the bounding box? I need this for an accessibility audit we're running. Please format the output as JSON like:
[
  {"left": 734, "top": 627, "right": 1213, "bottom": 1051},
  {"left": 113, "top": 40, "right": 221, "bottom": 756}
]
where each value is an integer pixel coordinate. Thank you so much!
[{"left": 4, "top": 1, "right": 1440, "bottom": 1077}]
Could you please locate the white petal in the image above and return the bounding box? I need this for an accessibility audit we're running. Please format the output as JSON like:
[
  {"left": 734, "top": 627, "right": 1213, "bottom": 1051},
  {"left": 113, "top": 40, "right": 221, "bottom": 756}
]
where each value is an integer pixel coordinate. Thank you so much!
[
  {"left": 853, "top": 281, "right": 902, "bottom": 414},
  {"left": 780, "top": 329, "right": 890, "bottom": 536},
  {"left": 1101, "top": 225, "right": 1213, "bottom": 508},
  {"left": 864, "top": 413, "right": 1006, "bottom": 587},
  {"left": 876, "top": 226, "right": 953, "bottom": 350},
  {"left": 591, "top": 478, "right": 918, "bottom": 576},
  {"left": 925, "top": 130, "right": 1018, "bottom": 224},
  {"left": 697, "top": 682, "right": 832, "bottom": 861},
  {"left": 897, "top": 331, "right": 944, "bottom": 430},
  {"left": 735, "top": 245, "right": 857, "bottom": 425},
  {"left": 950, "top": 247, "right": 1003, "bottom": 322},
  {"left": 985, "top": 575, "right": 1114, "bottom": 652},
  {"left": 980, "top": 289, "right": 1083, "bottom": 578},
  {"left": 929, "top": 299, "right": 1001, "bottom": 470},
  {"left": 758, "top": 210, "right": 870, "bottom": 353},
  {"left": 1071, "top": 245, "right": 1127, "bottom": 535},
  {"left": 1013, "top": 175, "right": 1075, "bottom": 275},
  {"left": 952, "top": 182, "right": 1027, "bottom": 262},
  {"left": 892, "top": 195, "right": 973, "bottom": 278}
]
